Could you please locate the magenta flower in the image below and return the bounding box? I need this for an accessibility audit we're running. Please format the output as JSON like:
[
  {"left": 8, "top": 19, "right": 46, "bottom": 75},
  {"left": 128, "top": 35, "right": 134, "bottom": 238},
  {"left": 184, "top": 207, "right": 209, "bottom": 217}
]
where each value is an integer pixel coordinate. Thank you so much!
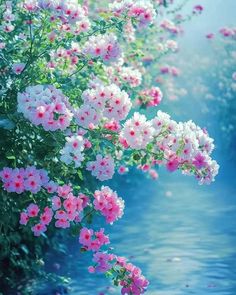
[
  {"left": 193, "top": 153, "right": 207, "bottom": 169},
  {"left": 166, "top": 158, "right": 179, "bottom": 172}
]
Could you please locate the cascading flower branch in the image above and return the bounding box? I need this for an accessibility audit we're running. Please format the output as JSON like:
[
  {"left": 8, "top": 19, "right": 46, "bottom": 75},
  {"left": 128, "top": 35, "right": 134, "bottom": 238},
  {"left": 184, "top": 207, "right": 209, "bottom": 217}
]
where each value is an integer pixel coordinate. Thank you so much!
[{"left": 119, "top": 111, "right": 219, "bottom": 184}]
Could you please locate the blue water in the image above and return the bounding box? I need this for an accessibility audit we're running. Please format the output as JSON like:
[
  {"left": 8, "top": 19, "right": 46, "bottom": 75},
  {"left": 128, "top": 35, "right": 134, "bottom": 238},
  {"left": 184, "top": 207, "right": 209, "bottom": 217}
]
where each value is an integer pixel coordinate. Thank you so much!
[
  {"left": 26, "top": 0, "right": 236, "bottom": 294},
  {"left": 35, "top": 167, "right": 236, "bottom": 295}
]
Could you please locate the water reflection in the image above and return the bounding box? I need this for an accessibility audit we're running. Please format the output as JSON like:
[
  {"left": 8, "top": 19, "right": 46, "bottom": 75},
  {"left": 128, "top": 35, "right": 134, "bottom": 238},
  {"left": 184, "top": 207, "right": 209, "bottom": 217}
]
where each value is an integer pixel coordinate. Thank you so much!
[{"left": 35, "top": 170, "right": 236, "bottom": 295}]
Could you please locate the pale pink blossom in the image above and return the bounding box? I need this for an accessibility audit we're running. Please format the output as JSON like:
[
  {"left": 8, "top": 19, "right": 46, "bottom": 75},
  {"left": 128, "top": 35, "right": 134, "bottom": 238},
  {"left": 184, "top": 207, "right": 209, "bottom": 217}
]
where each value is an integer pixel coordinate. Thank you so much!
[{"left": 12, "top": 63, "right": 25, "bottom": 75}]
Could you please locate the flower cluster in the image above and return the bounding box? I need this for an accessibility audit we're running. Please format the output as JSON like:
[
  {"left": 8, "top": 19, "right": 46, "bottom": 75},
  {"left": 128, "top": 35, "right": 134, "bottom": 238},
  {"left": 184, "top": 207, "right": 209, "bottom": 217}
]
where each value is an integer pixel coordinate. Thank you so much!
[
  {"left": 0, "top": 166, "right": 49, "bottom": 194},
  {"left": 79, "top": 227, "right": 110, "bottom": 251},
  {"left": 151, "top": 111, "right": 219, "bottom": 184},
  {"left": 160, "top": 65, "right": 180, "bottom": 76},
  {"left": 86, "top": 155, "right": 115, "bottom": 181},
  {"left": 60, "top": 135, "right": 85, "bottom": 167},
  {"left": 48, "top": 44, "right": 81, "bottom": 73},
  {"left": 105, "top": 65, "right": 142, "bottom": 88},
  {"left": 1, "top": 1, "right": 15, "bottom": 33},
  {"left": 219, "top": 27, "right": 236, "bottom": 38},
  {"left": 121, "top": 112, "right": 154, "bottom": 149},
  {"left": 75, "top": 80, "right": 132, "bottom": 128},
  {"left": 156, "top": 39, "right": 179, "bottom": 53},
  {"left": 22, "top": 0, "right": 90, "bottom": 35},
  {"left": 17, "top": 85, "right": 73, "bottom": 131},
  {"left": 20, "top": 184, "right": 90, "bottom": 235},
  {"left": 75, "top": 104, "right": 101, "bottom": 128},
  {"left": 93, "top": 186, "right": 124, "bottom": 223},
  {"left": 89, "top": 252, "right": 149, "bottom": 294},
  {"left": 20, "top": 204, "right": 53, "bottom": 236},
  {"left": 160, "top": 19, "right": 181, "bottom": 35},
  {"left": 137, "top": 87, "right": 163, "bottom": 107},
  {"left": 110, "top": 0, "right": 156, "bottom": 28},
  {"left": 104, "top": 120, "right": 121, "bottom": 132},
  {"left": 82, "top": 33, "right": 121, "bottom": 62}
]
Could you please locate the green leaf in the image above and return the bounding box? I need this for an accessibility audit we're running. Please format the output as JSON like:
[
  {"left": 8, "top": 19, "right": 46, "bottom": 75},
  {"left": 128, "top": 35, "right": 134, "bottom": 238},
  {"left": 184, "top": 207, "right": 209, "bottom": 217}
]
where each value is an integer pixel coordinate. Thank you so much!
[
  {"left": 133, "top": 153, "right": 141, "bottom": 161},
  {"left": 6, "top": 155, "right": 15, "bottom": 160},
  {"left": 77, "top": 170, "right": 83, "bottom": 180}
]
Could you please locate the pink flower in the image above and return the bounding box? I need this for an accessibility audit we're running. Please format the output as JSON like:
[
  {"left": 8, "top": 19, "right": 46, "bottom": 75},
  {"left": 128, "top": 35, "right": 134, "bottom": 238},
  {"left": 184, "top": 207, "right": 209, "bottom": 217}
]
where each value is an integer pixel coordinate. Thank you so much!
[
  {"left": 20, "top": 212, "right": 29, "bottom": 225},
  {"left": 88, "top": 266, "right": 95, "bottom": 273},
  {"left": 63, "top": 194, "right": 77, "bottom": 212},
  {"left": 84, "top": 138, "right": 92, "bottom": 149},
  {"left": 40, "top": 207, "right": 53, "bottom": 225},
  {"left": 121, "top": 113, "right": 154, "bottom": 150},
  {"left": 104, "top": 120, "right": 121, "bottom": 132},
  {"left": 78, "top": 193, "right": 90, "bottom": 208},
  {"left": 27, "top": 204, "right": 39, "bottom": 217},
  {"left": 149, "top": 169, "right": 159, "bottom": 180},
  {"left": 139, "top": 87, "right": 163, "bottom": 107},
  {"left": 57, "top": 184, "right": 72, "bottom": 198},
  {"left": 86, "top": 155, "right": 115, "bottom": 181},
  {"left": 12, "top": 63, "right": 25, "bottom": 75},
  {"left": 82, "top": 33, "right": 121, "bottom": 63},
  {"left": 2, "top": 23, "right": 15, "bottom": 33},
  {"left": 118, "top": 166, "right": 128, "bottom": 175},
  {"left": 93, "top": 186, "right": 124, "bottom": 224},
  {"left": 17, "top": 85, "right": 73, "bottom": 131},
  {"left": 8, "top": 175, "right": 24, "bottom": 193},
  {"left": 79, "top": 227, "right": 110, "bottom": 251},
  {"left": 166, "top": 158, "right": 179, "bottom": 172},
  {"left": 52, "top": 195, "right": 61, "bottom": 210},
  {"left": 55, "top": 210, "right": 67, "bottom": 219},
  {"left": 55, "top": 218, "right": 70, "bottom": 228},
  {"left": 206, "top": 33, "right": 214, "bottom": 39},
  {"left": 141, "top": 164, "right": 150, "bottom": 172},
  {"left": 45, "top": 180, "right": 58, "bottom": 193},
  {"left": 95, "top": 228, "right": 110, "bottom": 245},
  {"left": 79, "top": 227, "right": 93, "bottom": 246},
  {"left": 23, "top": 0, "right": 38, "bottom": 12},
  {"left": 24, "top": 175, "right": 41, "bottom": 193},
  {"left": 193, "top": 5, "right": 203, "bottom": 13},
  {"left": 0, "top": 42, "right": 6, "bottom": 49},
  {"left": 193, "top": 153, "right": 207, "bottom": 169},
  {"left": 0, "top": 167, "right": 12, "bottom": 181},
  {"left": 92, "top": 252, "right": 113, "bottom": 272},
  {"left": 31, "top": 223, "right": 47, "bottom": 236}
]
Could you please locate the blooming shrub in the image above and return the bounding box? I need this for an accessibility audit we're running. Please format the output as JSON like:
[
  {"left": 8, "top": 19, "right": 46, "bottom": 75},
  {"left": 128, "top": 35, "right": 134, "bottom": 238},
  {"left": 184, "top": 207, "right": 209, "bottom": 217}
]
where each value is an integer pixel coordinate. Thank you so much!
[{"left": 0, "top": 0, "right": 219, "bottom": 293}]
